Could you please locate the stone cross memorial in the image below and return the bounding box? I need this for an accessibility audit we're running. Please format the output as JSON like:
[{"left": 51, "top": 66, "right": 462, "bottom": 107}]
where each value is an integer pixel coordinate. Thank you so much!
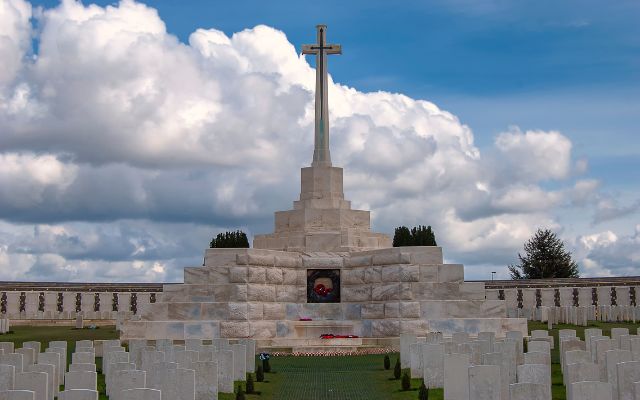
[{"left": 120, "top": 25, "right": 527, "bottom": 349}]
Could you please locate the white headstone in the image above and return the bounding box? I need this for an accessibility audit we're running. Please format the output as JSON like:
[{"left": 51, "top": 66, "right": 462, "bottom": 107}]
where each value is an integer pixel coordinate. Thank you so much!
[
  {"left": 0, "top": 391, "right": 35, "bottom": 400},
  {"left": 0, "top": 364, "right": 15, "bottom": 391},
  {"left": 110, "top": 370, "right": 146, "bottom": 400},
  {"left": 0, "top": 354, "right": 23, "bottom": 375},
  {"left": 148, "top": 367, "right": 195, "bottom": 400},
  {"left": 422, "top": 343, "right": 444, "bottom": 388},
  {"left": 239, "top": 339, "right": 256, "bottom": 373},
  {"left": 444, "top": 353, "right": 469, "bottom": 400},
  {"left": 25, "top": 364, "right": 54, "bottom": 400},
  {"left": 570, "top": 381, "right": 612, "bottom": 400},
  {"left": 68, "top": 364, "right": 95, "bottom": 373},
  {"left": 217, "top": 350, "right": 233, "bottom": 394},
  {"left": 409, "top": 343, "right": 423, "bottom": 379},
  {"left": 71, "top": 353, "right": 93, "bottom": 365},
  {"left": 564, "top": 362, "right": 599, "bottom": 400},
  {"left": 616, "top": 361, "right": 640, "bottom": 400},
  {"left": 524, "top": 351, "right": 551, "bottom": 366},
  {"left": 400, "top": 334, "right": 417, "bottom": 369},
  {"left": 58, "top": 389, "right": 97, "bottom": 400},
  {"left": 14, "top": 350, "right": 34, "bottom": 368},
  {"left": 119, "top": 389, "right": 161, "bottom": 400},
  {"left": 21, "top": 344, "right": 40, "bottom": 364},
  {"left": 189, "top": 361, "right": 218, "bottom": 400},
  {"left": 64, "top": 372, "right": 96, "bottom": 391},
  {"left": 517, "top": 364, "right": 550, "bottom": 400},
  {"left": 14, "top": 372, "right": 46, "bottom": 400},
  {"left": 605, "top": 349, "right": 632, "bottom": 399},
  {"left": 231, "top": 344, "right": 246, "bottom": 382},
  {"left": 482, "top": 352, "right": 509, "bottom": 400},
  {"left": 509, "top": 382, "right": 547, "bottom": 400},
  {"left": 468, "top": 365, "right": 501, "bottom": 400}
]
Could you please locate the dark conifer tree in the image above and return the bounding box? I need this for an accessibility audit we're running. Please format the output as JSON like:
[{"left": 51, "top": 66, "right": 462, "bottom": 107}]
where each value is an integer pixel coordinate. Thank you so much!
[{"left": 508, "top": 228, "right": 579, "bottom": 279}]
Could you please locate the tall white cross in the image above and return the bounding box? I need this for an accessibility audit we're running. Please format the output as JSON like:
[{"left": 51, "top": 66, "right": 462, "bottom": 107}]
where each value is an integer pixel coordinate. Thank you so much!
[{"left": 302, "top": 25, "right": 341, "bottom": 167}]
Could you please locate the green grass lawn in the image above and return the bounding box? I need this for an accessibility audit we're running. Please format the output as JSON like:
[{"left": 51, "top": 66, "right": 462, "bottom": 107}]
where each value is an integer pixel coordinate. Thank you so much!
[{"left": 4, "top": 321, "right": 640, "bottom": 400}]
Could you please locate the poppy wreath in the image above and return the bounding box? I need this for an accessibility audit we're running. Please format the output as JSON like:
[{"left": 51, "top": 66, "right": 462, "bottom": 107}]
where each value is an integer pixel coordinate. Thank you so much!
[{"left": 307, "top": 269, "right": 340, "bottom": 303}]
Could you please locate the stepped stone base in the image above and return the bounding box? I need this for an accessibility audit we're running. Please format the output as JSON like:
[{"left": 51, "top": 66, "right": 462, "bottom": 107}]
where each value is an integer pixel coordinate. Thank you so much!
[{"left": 121, "top": 247, "right": 527, "bottom": 344}]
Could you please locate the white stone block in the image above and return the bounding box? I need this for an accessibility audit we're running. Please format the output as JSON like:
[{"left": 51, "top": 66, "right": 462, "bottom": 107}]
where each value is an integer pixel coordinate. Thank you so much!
[
  {"left": 400, "top": 333, "right": 417, "bottom": 369},
  {"left": 528, "top": 341, "right": 550, "bottom": 354},
  {"left": 14, "top": 372, "right": 47, "bottom": 400},
  {"left": 64, "top": 372, "right": 96, "bottom": 391},
  {"left": 231, "top": 344, "right": 246, "bottom": 382},
  {"left": 0, "top": 343, "right": 15, "bottom": 355},
  {"left": 469, "top": 365, "right": 501, "bottom": 400},
  {"left": 444, "top": 353, "right": 469, "bottom": 400},
  {"left": 482, "top": 352, "right": 509, "bottom": 400},
  {"left": 21, "top": 344, "right": 40, "bottom": 364},
  {"left": 239, "top": 339, "right": 256, "bottom": 373},
  {"left": 141, "top": 350, "right": 164, "bottom": 372}
]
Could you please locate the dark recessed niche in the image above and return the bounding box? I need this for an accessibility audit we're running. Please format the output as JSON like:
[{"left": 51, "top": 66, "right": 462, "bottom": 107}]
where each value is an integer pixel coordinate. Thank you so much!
[{"left": 307, "top": 269, "right": 341, "bottom": 303}]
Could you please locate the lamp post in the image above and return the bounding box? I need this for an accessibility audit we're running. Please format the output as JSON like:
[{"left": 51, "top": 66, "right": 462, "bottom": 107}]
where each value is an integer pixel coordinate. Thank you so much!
[{"left": 491, "top": 271, "right": 496, "bottom": 281}]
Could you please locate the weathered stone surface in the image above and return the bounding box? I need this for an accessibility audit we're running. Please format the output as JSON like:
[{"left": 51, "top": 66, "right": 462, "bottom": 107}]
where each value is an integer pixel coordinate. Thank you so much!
[
  {"left": 247, "top": 267, "right": 266, "bottom": 284},
  {"left": 342, "top": 286, "right": 371, "bottom": 302},
  {"left": 0, "top": 391, "right": 35, "bottom": 400},
  {"left": 361, "top": 304, "right": 384, "bottom": 319},
  {"left": 263, "top": 304, "right": 285, "bottom": 320},
  {"left": 227, "top": 303, "right": 248, "bottom": 321},
  {"left": 616, "top": 361, "right": 640, "bottom": 400},
  {"left": 15, "top": 372, "right": 47, "bottom": 400},
  {"left": 517, "top": 364, "right": 550, "bottom": 400},
  {"left": 372, "top": 320, "right": 399, "bottom": 337},
  {"left": 219, "top": 322, "right": 249, "bottom": 338}
]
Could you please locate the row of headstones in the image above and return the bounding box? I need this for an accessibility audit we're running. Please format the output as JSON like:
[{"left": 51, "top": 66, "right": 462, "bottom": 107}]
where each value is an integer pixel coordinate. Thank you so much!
[
  {"left": 0, "top": 321, "right": 9, "bottom": 335},
  {"left": 551, "top": 327, "right": 640, "bottom": 400},
  {"left": 107, "top": 338, "right": 257, "bottom": 399},
  {"left": 511, "top": 305, "right": 640, "bottom": 325},
  {"left": 402, "top": 330, "right": 553, "bottom": 400},
  {"left": 0, "top": 339, "right": 103, "bottom": 400},
  {"left": 4, "top": 311, "right": 134, "bottom": 322},
  {"left": 1, "top": 337, "right": 257, "bottom": 400}
]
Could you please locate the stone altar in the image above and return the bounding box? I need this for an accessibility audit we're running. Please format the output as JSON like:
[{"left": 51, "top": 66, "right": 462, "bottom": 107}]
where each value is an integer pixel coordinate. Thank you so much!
[{"left": 121, "top": 25, "right": 526, "bottom": 347}]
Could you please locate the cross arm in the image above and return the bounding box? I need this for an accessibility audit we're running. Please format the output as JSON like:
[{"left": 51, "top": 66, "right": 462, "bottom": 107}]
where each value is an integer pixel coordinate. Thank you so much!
[
  {"left": 325, "top": 44, "right": 342, "bottom": 55},
  {"left": 301, "top": 44, "right": 318, "bottom": 55}
]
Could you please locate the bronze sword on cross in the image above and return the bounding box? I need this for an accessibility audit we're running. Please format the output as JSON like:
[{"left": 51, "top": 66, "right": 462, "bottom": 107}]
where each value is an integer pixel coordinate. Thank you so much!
[{"left": 302, "top": 25, "right": 341, "bottom": 167}]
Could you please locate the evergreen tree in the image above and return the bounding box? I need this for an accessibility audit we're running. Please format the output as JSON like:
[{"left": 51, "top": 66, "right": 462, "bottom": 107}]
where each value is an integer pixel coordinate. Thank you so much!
[
  {"left": 256, "top": 365, "right": 264, "bottom": 382},
  {"left": 210, "top": 230, "right": 250, "bottom": 248},
  {"left": 393, "top": 225, "right": 437, "bottom": 246},
  {"left": 235, "top": 385, "right": 245, "bottom": 400},
  {"left": 401, "top": 371, "right": 411, "bottom": 391},
  {"left": 393, "top": 357, "right": 401, "bottom": 380},
  {"left": 263, "top": 358, "right": 271, "bottom": 373},
  {"left": 246, "top": 373, "right": 254, "bottom": 394},
  {"left": 418, "top": 382, "right": 429, "bottom": 400},
  {"left": 508, "top": 228, "right": 579, "bottom": 279},
  {"left": 384, "top": 354, "right": 391, "bottom": 370}
]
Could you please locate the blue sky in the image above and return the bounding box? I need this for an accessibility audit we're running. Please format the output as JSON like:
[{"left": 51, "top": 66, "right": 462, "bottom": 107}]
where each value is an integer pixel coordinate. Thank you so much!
[
  {"left": 0, "top": 0, "right": 638, "bottom": 281},
  {"left": 29, "top": 0, "right": 640, "bottom": 161}
]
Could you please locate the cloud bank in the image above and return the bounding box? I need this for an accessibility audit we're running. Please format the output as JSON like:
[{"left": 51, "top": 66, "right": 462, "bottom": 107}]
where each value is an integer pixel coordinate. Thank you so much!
[{"left": 0, "top": 0, "right": 637, "bottom": 281}]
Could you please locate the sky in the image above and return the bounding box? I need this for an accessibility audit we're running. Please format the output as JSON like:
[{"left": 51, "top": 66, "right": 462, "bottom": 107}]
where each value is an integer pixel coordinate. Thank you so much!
[{"left": 0, "top": 0, "right": 639, "bottom": 282}]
